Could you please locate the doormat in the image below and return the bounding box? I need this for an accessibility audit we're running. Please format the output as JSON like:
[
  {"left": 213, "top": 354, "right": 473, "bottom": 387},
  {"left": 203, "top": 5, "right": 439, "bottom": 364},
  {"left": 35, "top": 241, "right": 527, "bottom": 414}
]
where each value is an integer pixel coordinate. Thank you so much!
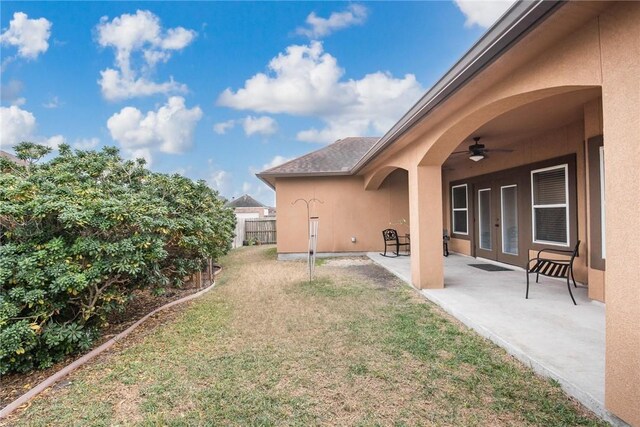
[{"left": 468, "top": 263, "right": 512, "bottom": 272}]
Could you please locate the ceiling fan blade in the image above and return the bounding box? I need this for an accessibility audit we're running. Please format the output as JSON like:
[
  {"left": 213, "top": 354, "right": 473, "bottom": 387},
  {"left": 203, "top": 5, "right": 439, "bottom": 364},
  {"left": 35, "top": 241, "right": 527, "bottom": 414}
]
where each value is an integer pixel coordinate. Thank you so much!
[
  {"left": 486, "top": 148, "right": 514, "bottom": 153},
  {"left": 450, "top": 150, "right": 469, "bottom": 155}
]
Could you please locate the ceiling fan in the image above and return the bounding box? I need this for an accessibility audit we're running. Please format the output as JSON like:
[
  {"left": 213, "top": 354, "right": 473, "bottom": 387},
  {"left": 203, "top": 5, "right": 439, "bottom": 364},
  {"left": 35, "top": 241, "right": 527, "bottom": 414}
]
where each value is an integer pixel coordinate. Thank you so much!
[{"left": 451, "top": 137, "right": 513, "bottom": 162}]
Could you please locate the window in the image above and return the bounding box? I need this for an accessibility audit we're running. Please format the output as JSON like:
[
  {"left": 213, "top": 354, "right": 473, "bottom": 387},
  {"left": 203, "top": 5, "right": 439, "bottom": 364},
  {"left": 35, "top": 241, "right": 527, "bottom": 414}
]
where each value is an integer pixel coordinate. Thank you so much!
[
  {"left": 452, "top": 184, "right": 468, "bottom": 235},
  {"left": 531, "top": 164, "right": 569, "bottom": 246}
]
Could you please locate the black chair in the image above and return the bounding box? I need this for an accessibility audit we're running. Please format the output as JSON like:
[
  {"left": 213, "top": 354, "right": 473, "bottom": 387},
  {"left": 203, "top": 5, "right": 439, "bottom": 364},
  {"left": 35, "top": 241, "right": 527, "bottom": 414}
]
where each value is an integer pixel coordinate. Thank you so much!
[
  {"left": 381, "top": 229, "right": 410, "bottom": 257},
  {"left": 526, "top": 240, "right": 580, "bottom": 305},
  {"left": 443, "top": 229, "right": 450, "bottom": 257}
]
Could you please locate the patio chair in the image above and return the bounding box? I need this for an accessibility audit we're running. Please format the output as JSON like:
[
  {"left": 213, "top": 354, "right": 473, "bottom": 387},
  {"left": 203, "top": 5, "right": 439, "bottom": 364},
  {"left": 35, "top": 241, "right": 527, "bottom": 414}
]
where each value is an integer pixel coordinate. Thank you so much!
[
  {"left": 525, "top": 240, "right": 580, "bottom": 305},
  {"left": 381, "top": 229, "right": 410, "bottom": 257},
  {"left": 443, "top": 229, "right": 450, "bottom": 257}
]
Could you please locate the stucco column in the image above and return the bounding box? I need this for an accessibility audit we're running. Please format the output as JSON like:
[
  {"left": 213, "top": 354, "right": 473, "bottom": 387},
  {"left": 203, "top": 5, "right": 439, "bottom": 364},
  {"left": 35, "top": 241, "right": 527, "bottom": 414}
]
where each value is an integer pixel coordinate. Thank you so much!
[
  {"left": 408, "top": 165, "right": 444, "bottom": 289},
  {"left": 600, "top": 2, "right": 640, "bottom": 425}
]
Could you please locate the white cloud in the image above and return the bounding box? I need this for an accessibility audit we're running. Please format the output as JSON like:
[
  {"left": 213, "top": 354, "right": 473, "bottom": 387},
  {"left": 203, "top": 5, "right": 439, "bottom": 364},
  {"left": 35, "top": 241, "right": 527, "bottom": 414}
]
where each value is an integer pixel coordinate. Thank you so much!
[
  {"left": 98, "top": 68, "right": 187, "bottom": 101},
  {"left": 42, "top": 95, "right": 61, "bottom": 109},
  {"left": 454, "top": 0, "right": 516, "bottom": 28},
  {"left": 0, "top": 105, "right": 65, "bottom": 149},
  {"left": 213, "top": 116, "right": 278, "bottom": 137},
  {"left": 73, "top": 137, "right": 100, "bottom": 150},
  {"left": 242, "top": 116, "right": 278, "bottom": 136},
  {"left": 0, "top": 12, "right": 52, "bottom": 59},
  {"left": 213, "top": 119, "right": 236, "bottom": 135},
  {"left": 126, "top": 147, "right": 153, "bottom": 166},
  {"left": 296, "top": 4, "right": 368, "bottom": 39},
  {"left": 0, "top": 80, "right": 25, "bottom": 106},
  {"left": 11, "top": 97, "right": 26, "bottom": 107},
  {"left": 218, "top": 41, "right": 422, "bottom": 144},
  {"left": 95, "top": 10, "right": 196, "bottom": 101},
  {"left": 241, "top": 180, "right": 275, "bottom": 207},
  {"left": 106, "top": 96, "right": 202, "bottom": 163},
  {"left": 207, "top": 169, "right": 233, "bottom": 196},
  {"left": 45, "top": 135, "right": 66, "bottom": 150},
  {"left": 0, "top": 105, "right": 36, "bottom": 147}
]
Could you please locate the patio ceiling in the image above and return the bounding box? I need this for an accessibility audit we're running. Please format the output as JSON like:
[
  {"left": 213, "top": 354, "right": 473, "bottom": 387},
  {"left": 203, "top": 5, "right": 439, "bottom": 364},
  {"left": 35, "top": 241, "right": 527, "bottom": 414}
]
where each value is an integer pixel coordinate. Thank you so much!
[{"left": 444, "top": 88, "right": 601, "bottom": 168}]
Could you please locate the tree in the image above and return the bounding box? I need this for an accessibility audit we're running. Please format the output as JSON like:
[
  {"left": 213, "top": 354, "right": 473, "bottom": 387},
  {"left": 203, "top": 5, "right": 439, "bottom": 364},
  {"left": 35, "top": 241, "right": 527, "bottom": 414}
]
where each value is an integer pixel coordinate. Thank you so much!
[{"left": 0, "top": 143, "right": 235, "bottom": 374}]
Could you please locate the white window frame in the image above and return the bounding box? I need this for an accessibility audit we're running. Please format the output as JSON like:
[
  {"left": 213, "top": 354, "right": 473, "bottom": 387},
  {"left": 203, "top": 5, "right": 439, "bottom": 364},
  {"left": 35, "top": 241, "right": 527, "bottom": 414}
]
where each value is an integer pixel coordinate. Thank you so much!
[
  {"left": 530, "top": 164, "right": 570, "bottom": 247},
  {"left": 599, "top": 146, "right": 606, "bottom": 259},
  {"left": 451, "top": 184, "right": 468, "bottom": 235},
  {"left": 500, "top": 184, "right": 518, "bottom": 256},
  {"left": 478, "top": 188, "right": 492, "bottom": 250}
]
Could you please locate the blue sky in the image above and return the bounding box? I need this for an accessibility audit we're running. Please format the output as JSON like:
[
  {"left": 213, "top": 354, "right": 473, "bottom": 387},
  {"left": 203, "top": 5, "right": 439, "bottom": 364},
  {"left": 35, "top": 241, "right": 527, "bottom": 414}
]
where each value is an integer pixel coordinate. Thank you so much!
[{"left": 1, "top": 1, "right": 513, "bottom": 205}]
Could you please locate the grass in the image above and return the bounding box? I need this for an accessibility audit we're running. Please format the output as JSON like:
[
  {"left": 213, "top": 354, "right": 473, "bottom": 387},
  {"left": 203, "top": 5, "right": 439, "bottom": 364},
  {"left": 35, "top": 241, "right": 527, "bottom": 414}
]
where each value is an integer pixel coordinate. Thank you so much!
[{"left": 4, "top": 246, "right": 608, "bottom": 426}]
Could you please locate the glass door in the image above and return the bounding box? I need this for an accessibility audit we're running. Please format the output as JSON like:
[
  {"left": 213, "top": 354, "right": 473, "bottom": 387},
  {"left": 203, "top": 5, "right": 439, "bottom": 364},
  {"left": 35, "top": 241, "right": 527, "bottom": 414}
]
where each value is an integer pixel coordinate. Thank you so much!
[
  {"left": 496, "top": 181, "right": 525, "bottom": 265},
  {"left": 474, "top": 180, "right": 524, "bottom": 265},
  {"left": 500, "top": 185, "right": 518, "bottom": 256},
  {"left": 475, "top": 185, "right": 497, "bottom": 260}
]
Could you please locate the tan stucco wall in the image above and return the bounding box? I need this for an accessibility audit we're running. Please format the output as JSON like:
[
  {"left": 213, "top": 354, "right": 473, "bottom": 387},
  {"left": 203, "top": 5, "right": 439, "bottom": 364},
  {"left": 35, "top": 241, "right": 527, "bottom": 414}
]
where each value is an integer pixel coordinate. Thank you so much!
[
  {"left": 275, "top": 169, "right": 409, "bottom": 254},
  {"left": 583, "top": 98, "right": 606, "bottom": 301},
  {"left": 449, "top": 238, "right": 470, "bottom": 255},
  {"left": 599, "top": 2, "right": 640, "bottom": 425}
]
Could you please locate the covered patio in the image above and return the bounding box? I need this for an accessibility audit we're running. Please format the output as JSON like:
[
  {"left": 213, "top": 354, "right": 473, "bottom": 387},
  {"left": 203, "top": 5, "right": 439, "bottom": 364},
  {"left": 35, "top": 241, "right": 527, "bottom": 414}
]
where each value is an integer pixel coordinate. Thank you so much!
[{"left": 366, "top": 252, "right": 616, "bottom": 425}]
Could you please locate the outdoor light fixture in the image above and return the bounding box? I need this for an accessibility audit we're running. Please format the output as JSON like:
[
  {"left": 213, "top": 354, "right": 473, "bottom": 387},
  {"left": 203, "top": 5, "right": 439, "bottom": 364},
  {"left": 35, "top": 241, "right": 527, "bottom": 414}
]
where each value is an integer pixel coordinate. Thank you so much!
[{"left": 469, "top": 153, "right": 484, "bottom": 162}]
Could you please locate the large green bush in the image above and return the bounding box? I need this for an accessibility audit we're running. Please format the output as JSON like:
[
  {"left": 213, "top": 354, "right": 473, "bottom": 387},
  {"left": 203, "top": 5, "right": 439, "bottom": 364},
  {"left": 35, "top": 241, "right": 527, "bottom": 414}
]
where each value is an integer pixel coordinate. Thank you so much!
[{"left": 0, "top": 143, "right": 235, "bottom": 374}]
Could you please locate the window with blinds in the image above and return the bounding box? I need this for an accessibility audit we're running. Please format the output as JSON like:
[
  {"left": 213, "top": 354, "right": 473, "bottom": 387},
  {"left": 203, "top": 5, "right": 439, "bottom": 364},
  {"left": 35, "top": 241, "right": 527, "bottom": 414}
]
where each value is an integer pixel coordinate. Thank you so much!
[
  {"left": 451, "top": 184, "right": 468, "bottom": 235},
  {"left": 531, "top": 165, "right": 569, "bottom": 246}
]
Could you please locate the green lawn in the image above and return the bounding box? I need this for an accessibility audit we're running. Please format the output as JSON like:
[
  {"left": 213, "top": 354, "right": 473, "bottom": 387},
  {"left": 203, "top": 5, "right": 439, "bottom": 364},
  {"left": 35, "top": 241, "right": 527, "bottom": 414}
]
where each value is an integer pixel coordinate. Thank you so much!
[{"left": 6, "top": 246, "right": 607, "bottom": 426}]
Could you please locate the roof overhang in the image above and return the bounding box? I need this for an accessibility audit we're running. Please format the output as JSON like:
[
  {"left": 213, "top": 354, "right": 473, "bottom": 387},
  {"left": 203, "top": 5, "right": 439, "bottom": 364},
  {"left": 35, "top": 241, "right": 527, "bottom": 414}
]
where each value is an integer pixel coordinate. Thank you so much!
[
  {"left": 352, "top": 0, "right": 566, "bottom": 173},
  {"left": 257, "top": 170, "right": 353, "bottom": 190}
]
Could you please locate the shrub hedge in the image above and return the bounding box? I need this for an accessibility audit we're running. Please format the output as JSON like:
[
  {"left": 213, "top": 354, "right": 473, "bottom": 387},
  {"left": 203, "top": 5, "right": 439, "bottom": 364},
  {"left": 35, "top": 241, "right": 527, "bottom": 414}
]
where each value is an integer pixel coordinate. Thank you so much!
[{"left": 0, "top": 143, "right": 235, "bottom": 374}]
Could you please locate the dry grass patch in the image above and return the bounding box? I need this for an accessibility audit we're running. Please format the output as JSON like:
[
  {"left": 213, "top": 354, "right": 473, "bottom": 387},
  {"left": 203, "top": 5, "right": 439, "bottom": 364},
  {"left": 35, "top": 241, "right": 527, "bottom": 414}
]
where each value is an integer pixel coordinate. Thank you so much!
[{"left": 5, "top": 246, "right": 608, "bottom": 426}]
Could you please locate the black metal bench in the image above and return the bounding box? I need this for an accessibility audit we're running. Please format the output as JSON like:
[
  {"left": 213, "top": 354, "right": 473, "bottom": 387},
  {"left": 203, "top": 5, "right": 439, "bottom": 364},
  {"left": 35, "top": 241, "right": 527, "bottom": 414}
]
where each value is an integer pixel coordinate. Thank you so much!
[
  {"left": 381, "top": 229, "right": 410, "bottom": 257},
  {"left": 526, "top": 240, "right": 580, "bottom": 305}
]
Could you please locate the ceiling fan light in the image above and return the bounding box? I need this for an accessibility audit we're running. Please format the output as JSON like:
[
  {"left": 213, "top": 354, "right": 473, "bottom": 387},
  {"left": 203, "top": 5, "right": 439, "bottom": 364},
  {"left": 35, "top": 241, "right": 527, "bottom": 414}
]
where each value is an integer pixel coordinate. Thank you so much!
[{"left": 469, "top": 153, "right": 484, "bottom": 162}]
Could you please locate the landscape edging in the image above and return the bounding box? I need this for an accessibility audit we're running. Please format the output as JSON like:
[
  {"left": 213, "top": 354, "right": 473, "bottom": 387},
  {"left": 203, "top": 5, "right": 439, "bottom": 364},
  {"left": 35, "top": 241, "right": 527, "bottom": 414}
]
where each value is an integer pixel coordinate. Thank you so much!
[{"left": 0, "top": 267, "right": 222, "bottom": 420}]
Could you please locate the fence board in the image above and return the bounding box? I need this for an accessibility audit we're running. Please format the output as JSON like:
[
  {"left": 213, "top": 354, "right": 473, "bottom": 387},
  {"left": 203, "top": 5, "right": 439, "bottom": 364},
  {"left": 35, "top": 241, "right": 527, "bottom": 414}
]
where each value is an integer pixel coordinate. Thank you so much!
[
  {"left": 232, "top": 219, "right": 246, "bottom": 248},
  {"left": 245, "top": 219, "right": 277, "bottom": 244}
]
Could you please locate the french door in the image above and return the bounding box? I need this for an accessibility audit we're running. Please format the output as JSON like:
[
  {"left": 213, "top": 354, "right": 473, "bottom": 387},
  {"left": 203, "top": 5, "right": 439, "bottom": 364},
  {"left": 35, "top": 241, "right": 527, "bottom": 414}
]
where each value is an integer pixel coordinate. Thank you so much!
[{"left": 474, "top": 179, "right": 525, "bottom": 265}]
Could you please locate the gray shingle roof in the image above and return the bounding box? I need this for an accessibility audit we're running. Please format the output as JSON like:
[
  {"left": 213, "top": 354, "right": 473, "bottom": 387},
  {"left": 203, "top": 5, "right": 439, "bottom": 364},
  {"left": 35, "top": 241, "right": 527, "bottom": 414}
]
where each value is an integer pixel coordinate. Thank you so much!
[
  {"left": 260, "top": 137, "right": 379, "bottom": 176},
  {"left": 225, "top": 194, "right": 267, "bottom": 208},
  {"left": 0, "top": 150, "right": 27, "bottom": 166}
]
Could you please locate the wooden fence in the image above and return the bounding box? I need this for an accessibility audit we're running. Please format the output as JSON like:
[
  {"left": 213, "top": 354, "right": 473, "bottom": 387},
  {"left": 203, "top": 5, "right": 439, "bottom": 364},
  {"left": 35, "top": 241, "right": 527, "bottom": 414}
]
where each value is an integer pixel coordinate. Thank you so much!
[
  {"left": 244, "top": 218, "right": 277, "bottom": 244},
  {"left": 232, "top": 219, "right": 246, "bottom": 249}
]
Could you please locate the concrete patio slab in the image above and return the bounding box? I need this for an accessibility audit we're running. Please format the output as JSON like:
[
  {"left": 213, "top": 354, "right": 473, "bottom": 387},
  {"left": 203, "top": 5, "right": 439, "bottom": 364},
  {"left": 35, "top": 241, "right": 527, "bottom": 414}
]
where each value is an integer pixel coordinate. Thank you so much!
[{"left": 367, "top": 252, "right": 625, "bottom": 426}]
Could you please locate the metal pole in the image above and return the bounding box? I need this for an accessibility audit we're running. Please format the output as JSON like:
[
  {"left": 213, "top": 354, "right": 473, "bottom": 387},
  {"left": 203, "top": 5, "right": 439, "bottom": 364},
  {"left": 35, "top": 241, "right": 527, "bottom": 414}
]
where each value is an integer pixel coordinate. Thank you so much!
[{"left": 292, "top": 198, "right": 323, "bottom": 281}]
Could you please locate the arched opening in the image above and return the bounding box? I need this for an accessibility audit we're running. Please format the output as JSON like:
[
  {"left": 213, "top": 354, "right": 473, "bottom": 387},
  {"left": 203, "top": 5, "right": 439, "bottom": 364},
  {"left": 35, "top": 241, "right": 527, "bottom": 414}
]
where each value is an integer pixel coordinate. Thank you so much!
[
  {"left": 377, "top": 168, "right": 410, "bottom": 237},
  {"left": 415, "top": 86, "right": 605, "bottom": 300},
  {"left": 364, "top": 166, "right": 401, "bottom": 191}
]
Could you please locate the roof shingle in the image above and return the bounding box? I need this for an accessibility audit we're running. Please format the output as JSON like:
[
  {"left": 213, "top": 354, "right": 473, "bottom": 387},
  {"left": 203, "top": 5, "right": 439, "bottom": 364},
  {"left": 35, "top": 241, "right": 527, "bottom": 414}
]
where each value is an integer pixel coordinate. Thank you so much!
[
  {"left": 259, "top": 137, "right": 379, "bottom": 176},
  {"left": 225, "top": 194, "right": 267, "bottom": 208}
]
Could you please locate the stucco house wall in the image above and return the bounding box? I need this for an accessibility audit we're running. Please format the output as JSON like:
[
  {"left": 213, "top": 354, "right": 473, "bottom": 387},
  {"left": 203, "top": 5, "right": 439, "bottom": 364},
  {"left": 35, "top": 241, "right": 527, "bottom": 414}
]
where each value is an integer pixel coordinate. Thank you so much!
[{"left": 276, "top": 169, "right": 409, "bottom": 254}]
